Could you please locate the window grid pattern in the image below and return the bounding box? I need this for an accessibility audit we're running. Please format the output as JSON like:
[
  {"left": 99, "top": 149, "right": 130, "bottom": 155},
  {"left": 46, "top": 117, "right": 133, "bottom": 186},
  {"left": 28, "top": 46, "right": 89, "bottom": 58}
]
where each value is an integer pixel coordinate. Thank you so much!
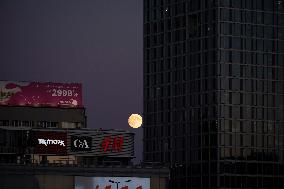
[{"left": 144, "top": 0, "right": 284, "bottom": 188}]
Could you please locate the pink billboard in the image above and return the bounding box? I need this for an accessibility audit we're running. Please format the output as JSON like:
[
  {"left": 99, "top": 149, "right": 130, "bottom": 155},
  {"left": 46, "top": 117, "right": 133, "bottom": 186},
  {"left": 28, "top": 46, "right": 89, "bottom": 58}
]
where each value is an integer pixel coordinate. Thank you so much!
[{"left": 0, "top": 81, "right": 82, "bottom": 108}]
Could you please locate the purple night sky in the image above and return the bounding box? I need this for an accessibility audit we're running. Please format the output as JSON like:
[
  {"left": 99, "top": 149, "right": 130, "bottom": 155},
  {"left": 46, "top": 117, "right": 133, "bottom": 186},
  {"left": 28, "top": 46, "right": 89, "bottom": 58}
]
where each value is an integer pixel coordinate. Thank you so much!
[{"left": 0, "top": 0, "right": 143, "bottom": 162}]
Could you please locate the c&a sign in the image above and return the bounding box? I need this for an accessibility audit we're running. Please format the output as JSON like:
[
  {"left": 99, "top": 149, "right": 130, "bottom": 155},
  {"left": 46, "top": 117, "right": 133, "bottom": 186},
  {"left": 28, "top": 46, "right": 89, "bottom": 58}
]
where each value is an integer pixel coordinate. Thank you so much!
[{"left": 71, "top": 136, "right": 92, "bottom": 151}]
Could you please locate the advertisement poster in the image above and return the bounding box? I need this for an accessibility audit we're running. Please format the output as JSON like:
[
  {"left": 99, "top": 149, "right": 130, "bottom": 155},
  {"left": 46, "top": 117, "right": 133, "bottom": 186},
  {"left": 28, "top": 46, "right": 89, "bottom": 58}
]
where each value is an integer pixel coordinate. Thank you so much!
[
  {"left": 75, "top": 177, "right": 150, "bottom": 189},
  {"left": 0, "top": 81, "right": 82, "bottom": 107},
  {"left": 33, "top": 131, "right": 67, "bottom": 155}
]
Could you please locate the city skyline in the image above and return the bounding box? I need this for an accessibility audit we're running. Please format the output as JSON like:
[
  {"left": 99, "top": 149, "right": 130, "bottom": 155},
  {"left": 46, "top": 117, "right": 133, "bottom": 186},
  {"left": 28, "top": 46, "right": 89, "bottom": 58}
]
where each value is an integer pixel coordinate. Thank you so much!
[{"left": 1, "top": 0, "right": 284, "bottom": 188}]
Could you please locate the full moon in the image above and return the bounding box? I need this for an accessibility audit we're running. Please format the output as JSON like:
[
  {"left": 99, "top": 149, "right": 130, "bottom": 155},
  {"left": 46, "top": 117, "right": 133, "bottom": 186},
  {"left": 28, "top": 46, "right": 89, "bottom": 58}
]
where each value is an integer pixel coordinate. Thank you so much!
[{"left": 128, "top": 114, "right": 142, "bottom": 128}]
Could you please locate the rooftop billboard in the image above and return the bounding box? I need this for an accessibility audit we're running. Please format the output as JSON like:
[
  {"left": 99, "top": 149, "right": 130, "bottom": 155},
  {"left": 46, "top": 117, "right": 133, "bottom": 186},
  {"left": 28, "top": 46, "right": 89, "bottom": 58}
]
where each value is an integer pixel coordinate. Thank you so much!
[
  {"left": 75, "top": 177, "right": 150, "bottom": 189},
  {"left": 0, "top": 81, "right": 82, "bottom": 108}
]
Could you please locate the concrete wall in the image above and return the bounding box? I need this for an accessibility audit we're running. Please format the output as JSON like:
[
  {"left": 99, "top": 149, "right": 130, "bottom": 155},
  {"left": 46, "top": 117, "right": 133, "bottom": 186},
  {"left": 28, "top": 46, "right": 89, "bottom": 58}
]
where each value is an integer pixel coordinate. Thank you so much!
[
  {"left": 36, "top": 175, "right": 74, "bottom": 189},
  {"left": 0, "top": 174, "right": 74, "bottom": 189},
  {"left": 150, "top": 176, "right": 168, "bottom": 189},
  {"left": 0, "top": 174, "right": 168, "bottom": 189},
  {"left": 0, "top": 174, "right": 40, "bottom": 189},
  {"left": 0, "top": 106, "right": 85, "bottom": 122}
]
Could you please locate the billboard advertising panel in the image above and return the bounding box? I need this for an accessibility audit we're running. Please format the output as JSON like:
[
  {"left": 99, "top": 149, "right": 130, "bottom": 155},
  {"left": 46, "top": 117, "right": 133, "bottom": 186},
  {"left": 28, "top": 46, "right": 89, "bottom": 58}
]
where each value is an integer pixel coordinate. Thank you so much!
[
  {"left": 0, "top": 81, "right": 82, "bottom": 107},
  {"left": 33, "top": 131, "right": 67, "bottom": 155},
  {"left": 75, "top": 177, "right": 150, "bottom": 189}
]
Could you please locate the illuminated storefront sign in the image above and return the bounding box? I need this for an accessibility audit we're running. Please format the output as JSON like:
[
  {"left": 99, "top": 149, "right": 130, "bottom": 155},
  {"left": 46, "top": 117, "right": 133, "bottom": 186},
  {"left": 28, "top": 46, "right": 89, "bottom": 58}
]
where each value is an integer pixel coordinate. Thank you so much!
[
  {"left": 34, "top": 131, "right": 67, "bottom": 155},
  {"left": 71, "top": 136, "right": 92, "bottom": 151},
  {"left": 68, "top": 133, "right": 132, "bottom": 156},
  {"left": 30, "top": 131, "right": 133, "bottom": 157},
  {"left": 101, "top": 136, "right": 124, "bottom": 152},
  {"left": 38, "top": 139, "right": 65, "bottom": 146},
  {"left": 75, "top": 177, "right": 150, "bottom": 189}
]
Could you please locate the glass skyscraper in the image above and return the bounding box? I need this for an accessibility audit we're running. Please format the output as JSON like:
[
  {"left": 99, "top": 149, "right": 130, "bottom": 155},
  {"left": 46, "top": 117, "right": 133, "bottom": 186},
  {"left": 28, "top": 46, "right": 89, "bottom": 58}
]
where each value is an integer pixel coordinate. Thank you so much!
[{"left": 143, "top": 0, "right": 284, "bottom": 188}]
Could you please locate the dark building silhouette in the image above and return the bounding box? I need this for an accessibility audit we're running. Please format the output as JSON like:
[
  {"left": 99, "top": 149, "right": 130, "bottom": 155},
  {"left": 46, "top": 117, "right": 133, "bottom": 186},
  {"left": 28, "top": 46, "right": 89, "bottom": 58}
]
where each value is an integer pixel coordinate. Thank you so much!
[{"left": 143, "top": 0, "right": 284, "bottom": 188}]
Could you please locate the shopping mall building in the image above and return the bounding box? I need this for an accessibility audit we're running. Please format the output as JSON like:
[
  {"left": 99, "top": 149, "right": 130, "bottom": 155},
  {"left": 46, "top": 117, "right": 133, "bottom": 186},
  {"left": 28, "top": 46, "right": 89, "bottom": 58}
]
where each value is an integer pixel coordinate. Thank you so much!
[{"left": 0, "top": 81, "right": 168, "bottom": 189}]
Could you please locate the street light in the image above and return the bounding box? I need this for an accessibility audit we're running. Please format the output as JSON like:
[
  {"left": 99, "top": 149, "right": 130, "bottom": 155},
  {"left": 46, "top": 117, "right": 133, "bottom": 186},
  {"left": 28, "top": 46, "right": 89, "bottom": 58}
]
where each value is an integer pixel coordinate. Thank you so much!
[
  {"left": 109, "top": 180, "right": 119, "bottom": 189},
  {"left": 109, "top": 179, "right": 132, "bottom": 189}
]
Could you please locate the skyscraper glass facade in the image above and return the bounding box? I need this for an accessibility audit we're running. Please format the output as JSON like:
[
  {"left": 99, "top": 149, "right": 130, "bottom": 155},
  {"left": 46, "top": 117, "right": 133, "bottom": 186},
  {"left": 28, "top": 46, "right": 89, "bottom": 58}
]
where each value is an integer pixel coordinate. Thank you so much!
[{"left": 143, "top": 0, "right": 284, "bottom": 188}]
